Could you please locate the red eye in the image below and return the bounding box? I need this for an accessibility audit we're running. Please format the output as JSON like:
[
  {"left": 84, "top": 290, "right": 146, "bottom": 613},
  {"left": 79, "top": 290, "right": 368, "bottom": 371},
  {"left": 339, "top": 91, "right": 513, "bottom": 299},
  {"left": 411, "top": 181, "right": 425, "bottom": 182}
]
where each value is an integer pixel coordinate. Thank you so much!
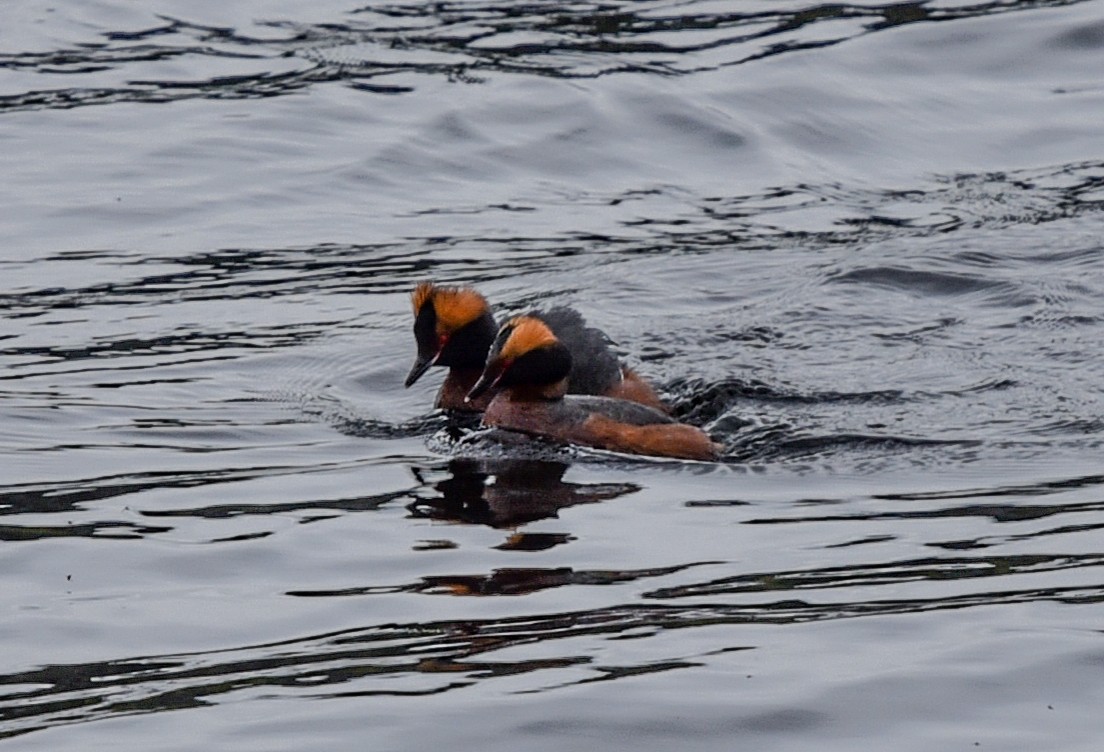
[
  {"left": 437, "top": 334, "right": 449, "bottom": 351},
  {"left": 488, "top": 359, "right": 512, "bottom": 389}
]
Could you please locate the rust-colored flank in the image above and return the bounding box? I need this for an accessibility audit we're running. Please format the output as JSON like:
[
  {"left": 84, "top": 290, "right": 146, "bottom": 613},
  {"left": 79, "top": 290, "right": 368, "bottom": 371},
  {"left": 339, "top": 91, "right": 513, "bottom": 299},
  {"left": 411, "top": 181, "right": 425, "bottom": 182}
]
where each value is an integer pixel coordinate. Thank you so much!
[
  {"left": 580, "top": 414, "right": 719, "bottom": 461},
  {"left": 608, "top": 367, "right": 667, "bottom": 413}
]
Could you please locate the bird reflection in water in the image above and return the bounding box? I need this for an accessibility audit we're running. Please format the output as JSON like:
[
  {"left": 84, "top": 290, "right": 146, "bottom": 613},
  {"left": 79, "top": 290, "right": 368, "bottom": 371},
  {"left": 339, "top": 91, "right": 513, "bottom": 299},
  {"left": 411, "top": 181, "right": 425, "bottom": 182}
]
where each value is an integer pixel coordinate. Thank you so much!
[
  {"left": 406, "top": 458, "right": 640, "bottom": 595},
  {"left": 408, "top": 458, "right": 640, "bottom": 530}
]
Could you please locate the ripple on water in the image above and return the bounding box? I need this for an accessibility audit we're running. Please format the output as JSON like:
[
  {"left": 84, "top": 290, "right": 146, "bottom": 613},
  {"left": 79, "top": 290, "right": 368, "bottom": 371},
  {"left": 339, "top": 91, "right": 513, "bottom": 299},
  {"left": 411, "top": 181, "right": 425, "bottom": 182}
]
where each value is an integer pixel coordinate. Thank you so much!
[{"left": 5, "top": 0, "right": 1104, "bottom": 750}]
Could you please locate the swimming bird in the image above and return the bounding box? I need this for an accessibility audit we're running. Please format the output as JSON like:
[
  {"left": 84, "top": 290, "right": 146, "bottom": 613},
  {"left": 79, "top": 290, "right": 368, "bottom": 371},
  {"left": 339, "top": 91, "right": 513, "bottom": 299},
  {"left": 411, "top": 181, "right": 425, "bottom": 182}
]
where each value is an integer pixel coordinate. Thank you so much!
[
  {"left": 405, "top": 282, "right": 665, "bottom": 413},
  {"left": 466, "top": 316, "right": 719, "bottom": 461}
]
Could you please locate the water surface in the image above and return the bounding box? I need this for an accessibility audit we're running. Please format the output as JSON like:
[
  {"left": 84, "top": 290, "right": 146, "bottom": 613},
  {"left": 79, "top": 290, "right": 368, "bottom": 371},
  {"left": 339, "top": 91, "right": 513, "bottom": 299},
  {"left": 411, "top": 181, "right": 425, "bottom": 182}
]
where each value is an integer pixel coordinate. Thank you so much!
[{"left": 3, "top": 0, "right": 1104, "bottom": 749}]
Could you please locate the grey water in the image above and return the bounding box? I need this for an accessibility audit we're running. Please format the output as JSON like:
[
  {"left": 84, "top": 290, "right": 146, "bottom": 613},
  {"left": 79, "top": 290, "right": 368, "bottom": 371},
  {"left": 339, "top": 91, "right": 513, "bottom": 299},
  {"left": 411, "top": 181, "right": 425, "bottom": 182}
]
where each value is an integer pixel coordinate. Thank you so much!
[{"left": 3, "top": 0, "right": 1104, "bottom": 749}]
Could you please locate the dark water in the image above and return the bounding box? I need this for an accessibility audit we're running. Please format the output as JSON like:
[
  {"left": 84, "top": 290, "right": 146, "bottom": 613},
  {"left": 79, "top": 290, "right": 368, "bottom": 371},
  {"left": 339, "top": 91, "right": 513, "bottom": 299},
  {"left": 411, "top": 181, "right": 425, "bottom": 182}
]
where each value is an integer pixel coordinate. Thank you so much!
[{"left": 3, "top": 0, "right": 1104, "bottom": 748}]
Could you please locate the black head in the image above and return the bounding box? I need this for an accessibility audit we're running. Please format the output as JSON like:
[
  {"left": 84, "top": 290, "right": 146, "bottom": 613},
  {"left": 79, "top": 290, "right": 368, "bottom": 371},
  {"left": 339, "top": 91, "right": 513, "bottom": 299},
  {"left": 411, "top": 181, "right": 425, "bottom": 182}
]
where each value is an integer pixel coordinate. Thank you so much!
[
  {"left": 466, "top": 316, "right": 572, "bottom": 401},
  {"left": 405, "top": 283, "right": 497, "bottom": 388}
]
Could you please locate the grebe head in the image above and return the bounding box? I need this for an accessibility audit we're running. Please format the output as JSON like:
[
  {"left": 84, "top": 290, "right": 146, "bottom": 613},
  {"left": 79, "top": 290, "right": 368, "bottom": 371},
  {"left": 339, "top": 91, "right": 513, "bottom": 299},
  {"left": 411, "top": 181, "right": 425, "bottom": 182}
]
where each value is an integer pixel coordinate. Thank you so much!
[
  {"left": 466, "top": 316, "right": 572, "bottom": 402},
  {"left": 405, "top": 282, "right": 496, "bottom": 387}
]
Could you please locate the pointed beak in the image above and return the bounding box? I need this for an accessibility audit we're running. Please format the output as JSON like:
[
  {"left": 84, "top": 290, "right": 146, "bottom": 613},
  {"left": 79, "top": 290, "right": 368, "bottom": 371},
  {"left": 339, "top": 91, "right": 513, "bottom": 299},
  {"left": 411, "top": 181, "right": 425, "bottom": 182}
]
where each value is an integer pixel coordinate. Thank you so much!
[
  {"left": 404, "top": 351, "right": 439, "bottom": 388},
  {"left": 465, "top": 361, "right": 505, "bottom": 403}
]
